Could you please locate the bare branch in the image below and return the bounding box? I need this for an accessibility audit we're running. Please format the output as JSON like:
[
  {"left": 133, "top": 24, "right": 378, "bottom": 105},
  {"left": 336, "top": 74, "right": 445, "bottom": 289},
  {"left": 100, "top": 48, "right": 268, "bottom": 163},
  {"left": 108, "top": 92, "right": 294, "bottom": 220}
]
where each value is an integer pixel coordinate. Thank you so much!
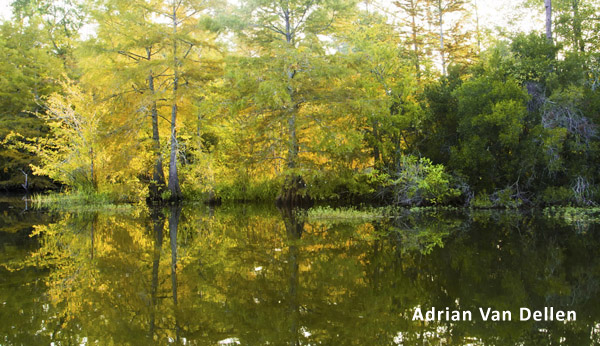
[
  {"left": 118, "top": 50, "right": 148, "bottom": 61},
  {"left": 293, "top": 0, "right": 315, "bottom": 33}
]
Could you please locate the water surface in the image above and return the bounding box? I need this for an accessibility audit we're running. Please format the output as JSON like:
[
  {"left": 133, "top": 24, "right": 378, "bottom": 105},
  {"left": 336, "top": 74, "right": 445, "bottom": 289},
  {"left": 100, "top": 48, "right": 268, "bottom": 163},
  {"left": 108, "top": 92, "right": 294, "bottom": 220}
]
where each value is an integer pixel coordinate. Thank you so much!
[{"left": 2, "top": 198, "right": 600, "bottom": 345}]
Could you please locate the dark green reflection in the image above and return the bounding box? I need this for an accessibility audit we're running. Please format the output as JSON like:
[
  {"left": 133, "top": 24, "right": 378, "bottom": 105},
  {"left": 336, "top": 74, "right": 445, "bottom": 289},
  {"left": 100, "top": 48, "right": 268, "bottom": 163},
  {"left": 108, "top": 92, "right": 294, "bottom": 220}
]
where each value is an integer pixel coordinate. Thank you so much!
[{"left": 2, "top": 205, "right": 600, "bottom": 345}]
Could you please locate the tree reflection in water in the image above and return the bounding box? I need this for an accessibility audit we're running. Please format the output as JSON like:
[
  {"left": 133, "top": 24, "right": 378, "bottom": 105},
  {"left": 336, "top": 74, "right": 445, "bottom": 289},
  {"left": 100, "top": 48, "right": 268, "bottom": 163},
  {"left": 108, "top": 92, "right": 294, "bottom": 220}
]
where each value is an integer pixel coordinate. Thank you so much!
[
  {"left": 2, "top": 206, "right": 600, "bottom": 344},
  {"left": 149, "top": 207, "right": 164, "bottom": 340}
]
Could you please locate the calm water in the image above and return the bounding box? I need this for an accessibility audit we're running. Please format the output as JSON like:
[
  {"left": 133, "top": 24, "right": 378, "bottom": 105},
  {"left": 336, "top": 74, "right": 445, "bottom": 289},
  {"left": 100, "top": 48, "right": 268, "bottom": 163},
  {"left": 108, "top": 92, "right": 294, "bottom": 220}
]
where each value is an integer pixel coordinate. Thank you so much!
[{"left": 2, "top": 197, "right": 600, "bottom": 345}]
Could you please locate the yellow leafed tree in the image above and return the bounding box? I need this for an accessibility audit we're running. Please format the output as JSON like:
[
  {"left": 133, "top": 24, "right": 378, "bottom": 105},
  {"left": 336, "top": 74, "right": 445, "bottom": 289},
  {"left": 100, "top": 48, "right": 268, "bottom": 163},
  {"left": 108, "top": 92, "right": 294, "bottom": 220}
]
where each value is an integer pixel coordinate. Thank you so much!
[
  {"left": 33, "top": 79, "right": 105, "bottom": 192},
  {"left": 30, "top": 79, "right": 146, "bottom": 199}
]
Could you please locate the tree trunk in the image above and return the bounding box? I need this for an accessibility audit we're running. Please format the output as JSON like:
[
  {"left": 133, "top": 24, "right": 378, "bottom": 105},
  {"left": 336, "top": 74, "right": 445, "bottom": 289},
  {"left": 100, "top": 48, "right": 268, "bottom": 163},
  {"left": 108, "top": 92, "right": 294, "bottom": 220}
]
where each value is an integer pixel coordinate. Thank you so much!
[
  {"left": 284, "top": 8, "right": 298, "bottom": 170},
  {"left": 147, "top": 48, "right": 166, "bottom": 201},
  {"left": 437, "top": 0, "right": 446, "bottom": 75},
  {"left": 287, "top": 103, "right": 298, "bottom": 169},
  {"left": 169, "top": 103, "right": 182, "bottom": 200},
  {"left": 168, "top": 4, "right": 182, "bottom": 200},
  {"left": 372, "top": 118, "right": 381, "bottom": 164},
  {"left": 572, "top": 0, "right": 584, "bottom": 52},
  {"left": 474, "top": 0, "right": 481, "bottom": 54},
  {"left": 275, "top": 3, "right": 315, "bottom": 207},
  {"left": 90, "top": 147, "right": 97, "bottom": 191},
  {"left": 410, "top": 1, "right": 421, "bottom": 78},
  {"left": 545, "top": 0, "right": 553, "bottom": 44}
]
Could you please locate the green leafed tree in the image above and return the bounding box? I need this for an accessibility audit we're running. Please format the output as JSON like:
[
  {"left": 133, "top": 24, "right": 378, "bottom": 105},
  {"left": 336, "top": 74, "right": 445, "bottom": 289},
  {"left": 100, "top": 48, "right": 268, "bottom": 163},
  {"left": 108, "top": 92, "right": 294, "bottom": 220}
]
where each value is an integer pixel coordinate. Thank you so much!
[
  {"left": 0, "top": 21, "right": 63, "bottom": 190},
  {"left": 340, "top": 11, "right": 424, "bottom": 168},
  {"left": 553, "top": 0, "right": 600, "bottom": 52},
  {"left": 228, "top": 0, "right": 358, "bottom": 203},
  {"left": 11, "top": 0, "right": 87, "bottom": 62}
]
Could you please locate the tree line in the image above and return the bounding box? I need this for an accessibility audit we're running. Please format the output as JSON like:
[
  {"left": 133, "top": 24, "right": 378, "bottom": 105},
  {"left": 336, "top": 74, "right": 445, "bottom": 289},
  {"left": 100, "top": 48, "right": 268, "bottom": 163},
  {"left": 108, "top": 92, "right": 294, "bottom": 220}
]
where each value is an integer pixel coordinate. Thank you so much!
[{"left": 1, "top": 0, "right": 600, "bottom": 207}]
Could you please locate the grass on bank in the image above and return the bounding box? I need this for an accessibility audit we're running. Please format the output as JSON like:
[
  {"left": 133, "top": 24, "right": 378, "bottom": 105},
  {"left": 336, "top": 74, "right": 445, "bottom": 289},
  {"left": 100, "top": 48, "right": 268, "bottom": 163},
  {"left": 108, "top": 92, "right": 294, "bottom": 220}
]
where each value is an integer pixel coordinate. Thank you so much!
[
  {"left": 31, "top": 191, "right": 135, "bottom": 211},
  {"left": 306, "top": 206, "right": 387, "bottom": 221}
]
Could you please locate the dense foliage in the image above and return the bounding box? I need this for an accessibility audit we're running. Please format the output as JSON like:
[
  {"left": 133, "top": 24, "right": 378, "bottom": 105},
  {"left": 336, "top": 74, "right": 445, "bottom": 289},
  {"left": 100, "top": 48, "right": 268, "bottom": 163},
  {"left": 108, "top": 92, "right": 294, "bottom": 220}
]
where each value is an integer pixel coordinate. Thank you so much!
[{"left": 2, "top": 0, "right": 600, "bottom": 206}]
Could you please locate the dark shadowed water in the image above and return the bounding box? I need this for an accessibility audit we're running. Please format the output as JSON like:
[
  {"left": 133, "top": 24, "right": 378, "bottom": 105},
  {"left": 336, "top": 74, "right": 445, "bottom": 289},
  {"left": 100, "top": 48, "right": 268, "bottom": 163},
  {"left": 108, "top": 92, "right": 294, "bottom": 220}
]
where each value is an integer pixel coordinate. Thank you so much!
[{"left": 2, "top": 196, "right": 600, "bottom": 345}]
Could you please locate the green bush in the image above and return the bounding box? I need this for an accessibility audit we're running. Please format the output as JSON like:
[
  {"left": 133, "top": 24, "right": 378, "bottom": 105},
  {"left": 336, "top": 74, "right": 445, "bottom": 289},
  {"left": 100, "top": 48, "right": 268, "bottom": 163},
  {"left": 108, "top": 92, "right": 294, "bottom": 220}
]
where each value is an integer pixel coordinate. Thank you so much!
[
  {"left": 386, "top": 156, "right": 461, "bottom": 206},
  {"left": 470, "top": 187, "right": 523, "bottom": 209},
  {"left": 541, "top": 186, "right": 574, "bottom": 205}
]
